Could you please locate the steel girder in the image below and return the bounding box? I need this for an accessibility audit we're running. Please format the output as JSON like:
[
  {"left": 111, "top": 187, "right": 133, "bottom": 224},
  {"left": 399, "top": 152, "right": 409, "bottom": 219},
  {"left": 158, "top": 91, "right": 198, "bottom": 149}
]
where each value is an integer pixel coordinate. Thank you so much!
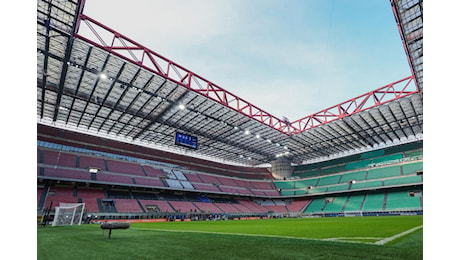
[
  {"left": 37, "top": 0, "right": 423, "bottom": 166},
  {"left": 390, "top": 0, "right": 423, "bottom": 90},
  {"left": 74, "top": 14, "right": 292, "bottom": 135},
  {"left": 289, "top": 76, "right": 418, "bottom": 134},
  {"left": 74, "top": 12, "right": 419, "bottom": 136}
]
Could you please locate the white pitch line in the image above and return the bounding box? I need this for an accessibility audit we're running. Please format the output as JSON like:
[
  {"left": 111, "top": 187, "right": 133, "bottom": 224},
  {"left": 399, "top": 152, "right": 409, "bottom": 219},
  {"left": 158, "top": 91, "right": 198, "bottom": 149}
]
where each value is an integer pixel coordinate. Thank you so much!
[
  {"left": 374, "top": 225, "right": 423, "bottom": 245},
  {"left": 324, "top": 237, "right": 383, "bottom": 241},
  {"left": 132, "top": 228, "right": 378, "bottom": 245},
  {"left": 134, "top": 228, "right": 321, "bottom": 241}
]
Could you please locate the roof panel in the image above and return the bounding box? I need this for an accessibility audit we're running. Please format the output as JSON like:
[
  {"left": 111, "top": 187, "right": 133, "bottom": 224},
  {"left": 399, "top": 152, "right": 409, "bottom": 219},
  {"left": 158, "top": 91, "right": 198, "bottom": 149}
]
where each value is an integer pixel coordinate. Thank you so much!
[
  {"left": 392, "top": 0, "right": 423, "bottom": 89},
  {"left": 37, "top": 0, "right": 423, "bottom": 166}
]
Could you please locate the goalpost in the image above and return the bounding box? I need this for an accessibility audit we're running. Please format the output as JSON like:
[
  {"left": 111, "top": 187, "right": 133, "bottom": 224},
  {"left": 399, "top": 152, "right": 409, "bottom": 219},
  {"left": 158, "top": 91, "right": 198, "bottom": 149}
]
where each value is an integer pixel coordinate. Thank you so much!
[{"left": 52, "top": 203, "right": 85, "bottom": 226}]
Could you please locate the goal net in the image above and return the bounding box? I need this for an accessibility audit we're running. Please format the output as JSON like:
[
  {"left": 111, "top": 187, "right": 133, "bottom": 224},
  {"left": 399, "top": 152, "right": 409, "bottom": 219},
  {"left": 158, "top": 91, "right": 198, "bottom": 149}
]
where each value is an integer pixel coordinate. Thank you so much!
[{"left": 52, "top": 203, "right": 85, "bottom": 226}]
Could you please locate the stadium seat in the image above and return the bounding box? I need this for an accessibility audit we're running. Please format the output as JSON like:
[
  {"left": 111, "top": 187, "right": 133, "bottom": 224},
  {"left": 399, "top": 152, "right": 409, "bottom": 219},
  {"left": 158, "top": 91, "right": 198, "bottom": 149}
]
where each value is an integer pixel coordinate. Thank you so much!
[
  {"left": 326, "top": 183, "right": 350, "bottom": 193},
  {"left": 384, "top": 175, "right": 422, "bottom": 187},
  {"left": 273, "top": 181, "right": 296, "bottom": 190},
  {"left": 339, "top": 171, "right": 367, "bottom": 183},
  {"left": 316, "top": 175, "right": 341, "bottom": 186},
  {"left": 401, "top": 161, "right": 423, "bottom": 175},
  {"left": 351, "top": 180, "right": 383, "bottom": 190},
  {"left": 362, "top": 193, "right": 385, "bottom": 212},
  {"left": 385, "top": 191, "right": 422, "bottom": 211},
  {"left": 323, "top": 197, "right": 348, "bottom": 212},
  {"left": 367, "top": 165, "right": 401, "bottom": 180},
  {"left": 106, "top": 160, "right": 145, "bottom": 176},
  {"left": 304, "top": 199, "right": 326, "bottom": 213},
  {"left": 343, "top": 194, "right": 365, "bottom": 212},
  {"left": 37, "top": 127, "right": 423, "bottom": 219},
  {"left": 114, "top": 199, "right": 144, "bottom": 213}
]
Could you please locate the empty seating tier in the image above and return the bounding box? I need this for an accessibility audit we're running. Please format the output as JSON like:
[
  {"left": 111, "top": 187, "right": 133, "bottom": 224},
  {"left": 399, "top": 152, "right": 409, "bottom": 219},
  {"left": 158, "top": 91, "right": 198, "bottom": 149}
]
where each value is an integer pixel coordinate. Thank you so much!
[
  {"left": 343, "top": 194, "right": 365, "bottom": 212},
  {"left": 38, "top": 128, "right": 422, "bottom": 220},
  {"left": 106, "top": 160, "right": 145, "bottom": 176},
  {"left": 339, "top": 171, "right": 367, "bottom": 183},
  {"left": 323, "top": 197, "right": 348, "bottom": 212},
  {"left": 326, "top": 183, "right": 350, "bottom": 193},
  {"left": 133, "top": 177, "right": 165, "bottom": 187},
  {"left": 304, "top": 199, "right": 326, "bottom": 213},
  {"left": 351, "top": 180, "right": 383, "bottom": 190},
  {"left": 402, "top": 162, "right": 423, "bottom": 175},
  {"left": 139, "top": 200, "right": 175, "bottom": 213},
  {"left": 362, "top": 193, "right": 385, "bottom": 212},
  {"left": 384, "top": 175, "right": 422, "bottom": 186},
  {"left": 316, "top": 175, "right": 341, "bottom": 186},
  {"left": 79, "top": 155, "right": 106, "bottom": 170},
  {"left": 385, "top": 191, "right": 422, "bottom": 211},
  {"left": 114, "top": 199, "right": 144, "bottom": 213},
  {"left": 42, "top": 167, "right": 91, "bottom": 181},
  {"left": 367, "top": 165, "right": 401, "bottom": 180}
]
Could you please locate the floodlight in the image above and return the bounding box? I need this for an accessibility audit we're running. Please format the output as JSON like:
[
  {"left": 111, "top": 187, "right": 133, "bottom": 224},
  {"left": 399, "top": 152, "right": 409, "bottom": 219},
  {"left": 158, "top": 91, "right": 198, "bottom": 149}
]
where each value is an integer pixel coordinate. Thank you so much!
[
  {"left": 88, "top": 167, "right": 99, "bottom": 174},
  {"left": 99, "top": 73, "right": 108, "bottom": 80}
]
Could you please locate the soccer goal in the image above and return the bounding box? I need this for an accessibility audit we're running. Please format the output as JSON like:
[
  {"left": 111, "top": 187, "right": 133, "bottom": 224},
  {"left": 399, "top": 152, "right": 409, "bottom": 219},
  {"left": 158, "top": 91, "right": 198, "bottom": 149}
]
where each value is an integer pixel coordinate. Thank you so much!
[{"left": 52, "top": 203, "right": 85, "bottom": 226}]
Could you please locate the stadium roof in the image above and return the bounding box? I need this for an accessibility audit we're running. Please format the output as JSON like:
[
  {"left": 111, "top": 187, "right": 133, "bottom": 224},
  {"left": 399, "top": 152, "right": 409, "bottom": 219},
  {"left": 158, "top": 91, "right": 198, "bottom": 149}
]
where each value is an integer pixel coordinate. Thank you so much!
[
  {"left": 37, "top": 0, "right": 423, "bottom": 166},
  {"left": 391, "top": 0, "right": 423, "bottom": 90}
]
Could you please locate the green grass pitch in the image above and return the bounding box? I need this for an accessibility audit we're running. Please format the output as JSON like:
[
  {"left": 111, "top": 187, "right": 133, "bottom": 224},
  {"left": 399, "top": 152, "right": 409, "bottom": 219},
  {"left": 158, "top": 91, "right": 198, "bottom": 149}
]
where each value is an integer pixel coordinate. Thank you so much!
[{"left": 37, "top": 215, "right": 422, "bottom": 259}]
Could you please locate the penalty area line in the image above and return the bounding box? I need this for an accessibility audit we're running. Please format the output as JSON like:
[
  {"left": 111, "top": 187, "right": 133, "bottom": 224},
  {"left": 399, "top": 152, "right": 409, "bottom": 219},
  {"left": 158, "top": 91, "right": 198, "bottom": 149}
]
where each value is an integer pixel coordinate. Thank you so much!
[{"left": 374, "top": 225, "right": 423, "bottom": 245}]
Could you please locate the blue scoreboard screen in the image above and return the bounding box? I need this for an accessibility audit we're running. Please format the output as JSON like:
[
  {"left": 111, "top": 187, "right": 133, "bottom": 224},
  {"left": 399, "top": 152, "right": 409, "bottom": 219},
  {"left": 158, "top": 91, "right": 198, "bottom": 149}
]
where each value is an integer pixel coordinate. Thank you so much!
[{"left": 174, "top": 132, "right": 198, "bottom": 149}]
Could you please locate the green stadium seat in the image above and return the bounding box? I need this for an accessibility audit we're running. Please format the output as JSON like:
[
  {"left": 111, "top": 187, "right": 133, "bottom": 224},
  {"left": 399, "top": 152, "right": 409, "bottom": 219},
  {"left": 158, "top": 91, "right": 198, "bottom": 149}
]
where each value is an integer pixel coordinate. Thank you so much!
[
  {"left": 345, "top": 159, "right": 372, "bottom": 170},
  {"left": 339, "top": 171, "right": 367, "bottom": 183},
  {"left": 367, "top": 165, "right": 401, "bottom": 180},
  {"left": 294, "top": 169, "right": 321, "bottom": 178},
  {"left": 294, "top": 190, "right": 307, "bottom": 196},
  {"left": 320, "top": 165, "right": 346, "bottom": 175},
  {"left": 384, "top": 175, "right": 422, "bottom": 186},
  {"left": 362, "top": 193, "right": 385, "bottom": 212},
  {"left": 323, "top": 197, "right": 348, "bottom": 212},
  {"left": 273, "top": 181, "right": 296, "bottom": 190},
  {"left": 385, "top": 191, "right": 422, "bottom": 211},
  {"left": 351, "top": 180, "right": 383, "bottom": 190},
  {"left": 401, "top": 162, "right": 423, "bottom": 175},
  {"left": 295, "top": 178, "right": 319, "bottom": 189},
  {"left": 280, "top": 190, "right": 296, "bottom": 196},
  {"left": 307, "top": 186, "right": 328, "bottom": 194},
  {"left": 372, "top": 153, "right": 403, "bottom": 164},
  {"left": 304, "top": 198, "right": 326, "bottom": 213},
  {"left": 316, "top": 175, "right": 341, "bottom": 186},
  {"left": 361, "top": 149, "right": 385, "bottom": 159},
  {"left": 405, "top": 150, "right": 423, "bottom": 158},
  {"left": 343, "top": 194, "right": 365, "bottom": 212},
  {"left": 326, "top": 183, "right": 350, "bottom": 193}
]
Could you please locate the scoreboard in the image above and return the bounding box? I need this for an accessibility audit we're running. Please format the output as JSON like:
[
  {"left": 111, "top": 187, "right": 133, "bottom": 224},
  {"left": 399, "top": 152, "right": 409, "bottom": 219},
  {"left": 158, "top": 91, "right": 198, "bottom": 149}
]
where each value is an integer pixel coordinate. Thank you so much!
[{"left": 174, "top": 132, "right": 198, "bottom": 149}]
